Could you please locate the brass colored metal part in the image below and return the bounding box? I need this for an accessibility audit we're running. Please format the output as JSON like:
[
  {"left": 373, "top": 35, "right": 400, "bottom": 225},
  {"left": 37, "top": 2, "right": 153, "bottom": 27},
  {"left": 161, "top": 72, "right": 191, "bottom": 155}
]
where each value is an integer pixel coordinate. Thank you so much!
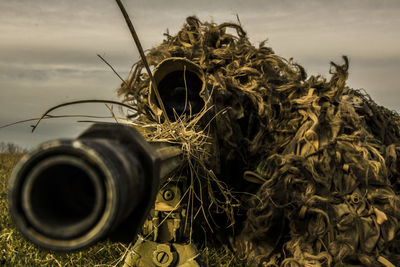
[
  {"left": 123, "top": 238, "right": 200, "bottom": 267},
  {"left": 163, "top": 190, "right": 175, "bottom": 201},
  {"left": 152, "top": 244, "right": 175, "bottom": 267},
  {"left": 124, "top": 177, "right": 201, "bottom": 266},
  {"left": 156, "top": 183, "right": 182, "bottom": 212}
]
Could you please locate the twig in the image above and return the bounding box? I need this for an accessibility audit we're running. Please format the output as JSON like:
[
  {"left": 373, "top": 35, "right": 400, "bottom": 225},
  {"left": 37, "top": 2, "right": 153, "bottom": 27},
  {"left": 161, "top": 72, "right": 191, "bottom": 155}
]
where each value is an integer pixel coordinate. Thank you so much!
[
  {"left": 0, "top": 114, "right": 113, "bottom": 129},
  {"left": 114, "top": 0, "right": 169, "bottom": 122},
  {"left": 31, "top": 99, "right": 137, "bottom": 132},
  {"left": 97, "top": 54, "right": 127, "bottom": 86},
  {"left": 236, "top": 14, "right": 242, "bottom": 26}
]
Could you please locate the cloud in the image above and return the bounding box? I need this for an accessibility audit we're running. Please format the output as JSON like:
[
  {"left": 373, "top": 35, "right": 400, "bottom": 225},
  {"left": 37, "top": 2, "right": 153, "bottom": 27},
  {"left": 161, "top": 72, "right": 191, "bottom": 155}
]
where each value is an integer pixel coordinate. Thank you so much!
[{"left": 1, "top": 0, "right": 399, "bottom": 147}]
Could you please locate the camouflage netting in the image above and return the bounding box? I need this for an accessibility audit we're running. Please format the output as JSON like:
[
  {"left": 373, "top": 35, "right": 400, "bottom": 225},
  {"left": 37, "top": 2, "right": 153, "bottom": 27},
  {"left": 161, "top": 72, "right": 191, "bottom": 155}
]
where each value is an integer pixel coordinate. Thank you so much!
[{"left": 118, "top": 16, "right": 400, "bottom": 266}]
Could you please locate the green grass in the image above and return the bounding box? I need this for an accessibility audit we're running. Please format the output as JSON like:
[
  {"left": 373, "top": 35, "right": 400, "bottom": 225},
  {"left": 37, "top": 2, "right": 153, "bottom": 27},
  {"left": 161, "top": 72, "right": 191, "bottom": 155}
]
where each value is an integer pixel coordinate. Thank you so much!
[{"left": 0, "top": 153, "right": 246, "bottom": 266}]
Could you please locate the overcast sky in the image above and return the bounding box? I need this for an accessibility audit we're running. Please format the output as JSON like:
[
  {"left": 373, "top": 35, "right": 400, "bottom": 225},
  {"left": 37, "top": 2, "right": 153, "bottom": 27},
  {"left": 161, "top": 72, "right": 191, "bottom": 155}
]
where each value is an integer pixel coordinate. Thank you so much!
[{"left": 1, "top": 0, "right": 399, "bottom": 148}]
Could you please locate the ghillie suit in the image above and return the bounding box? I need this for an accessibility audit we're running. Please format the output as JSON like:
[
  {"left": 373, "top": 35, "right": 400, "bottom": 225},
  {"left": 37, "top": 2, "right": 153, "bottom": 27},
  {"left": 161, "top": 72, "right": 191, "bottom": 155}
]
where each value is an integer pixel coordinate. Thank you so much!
[{"left": 118, "top": 16, "right": 400, "bottom": 266}]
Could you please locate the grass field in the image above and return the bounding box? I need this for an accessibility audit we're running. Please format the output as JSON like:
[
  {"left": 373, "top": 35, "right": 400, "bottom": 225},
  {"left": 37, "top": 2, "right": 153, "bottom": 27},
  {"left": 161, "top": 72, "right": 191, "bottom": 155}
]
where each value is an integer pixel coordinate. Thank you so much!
[{"left": 0, "top": 153, "right": 245, "bottom": 266}]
